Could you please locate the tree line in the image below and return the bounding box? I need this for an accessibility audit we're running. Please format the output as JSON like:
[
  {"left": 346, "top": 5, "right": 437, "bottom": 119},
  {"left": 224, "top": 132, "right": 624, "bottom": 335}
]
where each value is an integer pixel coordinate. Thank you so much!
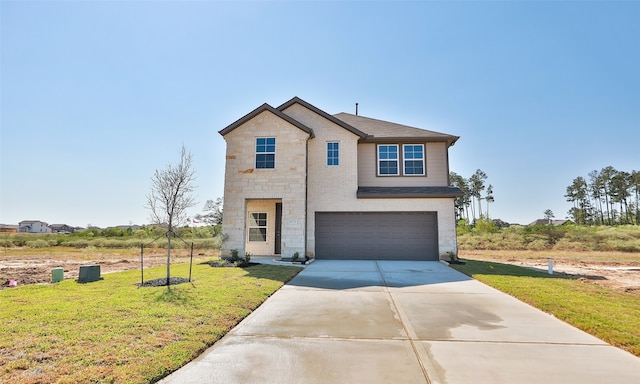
[
  {"left": 565, "top": 166, "right": 640, "bottom": 225},
  {"left": 450, "top": 169, "right": 494, "bottom": 223}
]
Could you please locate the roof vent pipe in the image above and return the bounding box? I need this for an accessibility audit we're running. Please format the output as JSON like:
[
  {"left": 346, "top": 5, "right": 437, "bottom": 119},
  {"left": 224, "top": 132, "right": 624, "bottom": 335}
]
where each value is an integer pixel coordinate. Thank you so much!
[{"left": 355, "top": 102, "right": 359, "bottom": 115}]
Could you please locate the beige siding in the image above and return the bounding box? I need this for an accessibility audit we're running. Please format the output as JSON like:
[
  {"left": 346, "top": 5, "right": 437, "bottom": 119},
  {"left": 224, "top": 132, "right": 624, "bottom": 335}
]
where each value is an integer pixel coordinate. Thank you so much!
[
  {"left": 222, "top": 102, "right": 458, "bottom": 260},
  {"left": 245, "top": 200, "right": 277, "bottom": 256},
  {"left": 221, "top": 111, "right": 308, "bottom": 257},
  {"left": 281, "top": 104, "right": 457, "bottom": 259},
  {"left": 282, "top": 103, "right": 361, "bottom": 204},
  {"left": 357, "top": 142, "right": 449, "bottom": 187}
]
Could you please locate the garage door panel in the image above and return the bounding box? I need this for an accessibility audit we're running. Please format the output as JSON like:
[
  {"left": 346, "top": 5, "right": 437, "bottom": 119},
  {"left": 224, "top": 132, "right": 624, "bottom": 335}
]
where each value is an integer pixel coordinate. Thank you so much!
[{"left": 315, "top": 212, "right": 438, "bottom": 261}]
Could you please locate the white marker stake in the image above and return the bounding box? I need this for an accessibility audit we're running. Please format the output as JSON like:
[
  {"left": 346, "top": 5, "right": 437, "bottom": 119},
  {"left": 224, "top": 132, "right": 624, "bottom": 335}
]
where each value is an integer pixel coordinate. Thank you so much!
[{"left": 548, "top": 259, "right": 554, "bottom": 275}]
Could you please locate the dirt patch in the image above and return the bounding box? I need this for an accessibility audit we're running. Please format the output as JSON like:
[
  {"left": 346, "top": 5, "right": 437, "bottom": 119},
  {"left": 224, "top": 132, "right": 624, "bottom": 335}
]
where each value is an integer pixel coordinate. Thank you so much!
[
  {"left": 3, "top": 248, "right": 639, "bottom": 293},
  {"left": 0, "top": 249, "right": 218, "bottom": 289},
  {"left": 460, "top": 250, "right": 640, "bottom": 293}
]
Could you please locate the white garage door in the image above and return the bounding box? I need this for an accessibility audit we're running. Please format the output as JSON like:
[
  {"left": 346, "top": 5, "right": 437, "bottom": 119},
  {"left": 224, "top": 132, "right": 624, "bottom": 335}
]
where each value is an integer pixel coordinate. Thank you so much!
[{"left": 315, "top": 212, "right": 438, "bottom": 260}]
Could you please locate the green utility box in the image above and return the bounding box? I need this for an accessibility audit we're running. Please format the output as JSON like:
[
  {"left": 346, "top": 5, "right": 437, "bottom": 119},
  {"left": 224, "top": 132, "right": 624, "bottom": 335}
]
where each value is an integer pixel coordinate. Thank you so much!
[
  {"left": 52, "top": 268, "right": 64, "bottom": 283},
  {"left": 78, "top": 265, "right": 102, "bottom": 283}
]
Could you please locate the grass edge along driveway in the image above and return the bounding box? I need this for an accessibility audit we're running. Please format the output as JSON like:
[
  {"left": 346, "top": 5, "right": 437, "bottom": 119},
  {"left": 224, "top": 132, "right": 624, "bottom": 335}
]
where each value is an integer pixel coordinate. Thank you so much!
[
  {"left": 450, "top": 259, "right": 640, "bottom": 357},
  {"left": 1, "top": 262, "right": 301, "bottom": 384}
]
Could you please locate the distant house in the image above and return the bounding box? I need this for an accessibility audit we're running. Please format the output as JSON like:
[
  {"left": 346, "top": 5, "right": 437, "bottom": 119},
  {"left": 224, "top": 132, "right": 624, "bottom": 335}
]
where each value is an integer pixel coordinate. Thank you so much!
[
  {"left": 49, "top": 224, "right": 75, "bottom": 234},
  {"left": 115, "top": 225, "right": 141, "bottom": 232},
  {"left": 491, "top": 219, "right": 511, "bottom": 228},
  {"left": 0, "top": 224, "right": 19, "bottom": 233},
  {"left": 18, "top": 220, "right": 52, "bottom": 233},
  {"left": 528, "top": 219, "right": 573, "bottom": 226}
]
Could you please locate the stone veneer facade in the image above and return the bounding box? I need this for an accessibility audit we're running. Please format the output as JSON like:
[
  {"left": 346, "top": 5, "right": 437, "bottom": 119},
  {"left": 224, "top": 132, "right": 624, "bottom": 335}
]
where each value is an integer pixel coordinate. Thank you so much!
[
  {"left": 220, "top": 98, "right": 460, "bottom": 259},
  {"left": 221, "top": 110, "right": 309, "bottom": 257}
]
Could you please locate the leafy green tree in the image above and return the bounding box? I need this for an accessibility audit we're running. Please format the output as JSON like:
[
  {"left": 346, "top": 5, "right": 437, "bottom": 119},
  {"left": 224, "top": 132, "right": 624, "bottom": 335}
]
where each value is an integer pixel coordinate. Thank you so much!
[
  {"left": 611, "top": 171, "right": 633, "bottom": 224},
  {"left": 450, "top": 170, "right": 493, "bottom": 223},
  {"left": 566, "top": 176, "right": 589, "bottom": 224},
  {"left": 469, "top": 169, "right": 487, "bottom": 221},
  {"left": 485, "top": 184, "right": 494, "bottom": 218},
  {"left": 600, "top": 166, "right": 618, "bottom": 225},
  {"left": 474, "top": 217, "right": 498, "bottom": 233},
  {"left": 568, "top": 167, "right": 638, "bottom": 226},
  {"left": 450, "top": 172, "right": 470, "bottom": 222},
  {"left": 543, "top": 209, "right": 554, "bottom": 224},
  {"left": 588, "top": 170, "right": 605, "bottom": 225},
  {"left": 102, "top": 227, "right": 125, "bottom": 237},
  {"left": 195, "top": 197, "right": 223, "bottom": 225},
  {"left": 631, "top": 170, "right": 640, "bottom": 225}
]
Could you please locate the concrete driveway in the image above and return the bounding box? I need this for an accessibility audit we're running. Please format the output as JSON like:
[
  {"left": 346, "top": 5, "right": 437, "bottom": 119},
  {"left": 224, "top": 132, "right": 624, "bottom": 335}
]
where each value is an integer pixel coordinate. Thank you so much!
[{"left": 159, "top": 260, "right": 640, "bottom": 384}]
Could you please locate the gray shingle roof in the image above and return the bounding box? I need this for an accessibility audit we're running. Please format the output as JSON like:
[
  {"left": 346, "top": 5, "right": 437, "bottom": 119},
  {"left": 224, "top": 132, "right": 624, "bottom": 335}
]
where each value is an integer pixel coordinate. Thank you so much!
[
  {"left": 334, "top": 112, "right": 459, "bottom": 146},
  {"left": 528, "top": 219, "right": 573, "bottom": 226},
  {"left": 218, "top": 98, "right": 459, "bottom": 147},
  {"left": 357, "top": 186, "right": 464, "bottom": 198}
]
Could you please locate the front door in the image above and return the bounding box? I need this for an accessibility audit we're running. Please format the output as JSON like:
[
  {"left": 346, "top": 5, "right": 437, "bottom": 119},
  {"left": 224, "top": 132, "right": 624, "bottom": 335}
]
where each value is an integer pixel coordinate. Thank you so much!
[{"left": 274, "top": 203, "right": 282, "bottom": 254}]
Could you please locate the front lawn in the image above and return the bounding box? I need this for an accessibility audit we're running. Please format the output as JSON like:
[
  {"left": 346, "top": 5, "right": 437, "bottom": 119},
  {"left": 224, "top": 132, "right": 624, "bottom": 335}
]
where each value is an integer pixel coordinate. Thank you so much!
[
  {"left": 0, "top": 262, "right": 301, "bottom": 383},
  {"left": 450, "top": 260, "right": 640, "bottom": 357}
]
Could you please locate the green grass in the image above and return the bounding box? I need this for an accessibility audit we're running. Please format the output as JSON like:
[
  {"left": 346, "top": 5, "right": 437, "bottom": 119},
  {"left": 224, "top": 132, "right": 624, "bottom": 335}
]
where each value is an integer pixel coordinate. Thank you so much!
[
  {"left": 450, "top": 259, "right": 640, "bottom": 357},
  {"left": 0, "top": 231, "right": 224, "bottom": 250},
  {"left": 459, "top": 249, "right": 640, "bottom": 264},
  {"left": 0, "top": 262, "right": 301, "bottom": 383},
  {"left": 457, "top": 224, "right": 640, "bottom": 252}
]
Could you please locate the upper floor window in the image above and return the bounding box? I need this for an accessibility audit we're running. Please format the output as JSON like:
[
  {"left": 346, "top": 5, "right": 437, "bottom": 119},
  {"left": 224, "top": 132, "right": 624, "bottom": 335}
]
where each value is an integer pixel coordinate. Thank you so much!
[
  {"left": 403, "top": 144, "right": 425, "bottom": 175},
  {"left": 377, "top": 145, "right": 399, "bottom": 175},
  {"left": 327, "top": 142, "right": 339, "bottom": 166},
  {"left": 255, "top": 137, "right": 275, "bottom": 169}
]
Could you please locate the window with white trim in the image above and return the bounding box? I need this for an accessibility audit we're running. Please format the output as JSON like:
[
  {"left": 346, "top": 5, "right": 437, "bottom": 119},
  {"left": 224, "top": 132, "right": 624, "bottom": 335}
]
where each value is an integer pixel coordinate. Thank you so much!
[
  {"left": 248, "top": 212, "right": 267, "bottom": 242},
  {"left": 377, "top": 144, "right": 399, "bottom": 175},
  {"left": 327, "top": 142, "right": 339, "bottom": 166},
  {"left": 403, "top": 144, "right": 425, "bottom": 175},
  {"left": 255, "top": 137, "right": 275, "bottom": 169}
]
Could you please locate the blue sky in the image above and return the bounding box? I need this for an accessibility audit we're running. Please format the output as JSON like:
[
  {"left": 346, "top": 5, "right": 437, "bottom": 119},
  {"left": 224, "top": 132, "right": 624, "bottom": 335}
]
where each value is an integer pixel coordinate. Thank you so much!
[{"left": 1, "top": 1, "right": 638, "bottom": 228}]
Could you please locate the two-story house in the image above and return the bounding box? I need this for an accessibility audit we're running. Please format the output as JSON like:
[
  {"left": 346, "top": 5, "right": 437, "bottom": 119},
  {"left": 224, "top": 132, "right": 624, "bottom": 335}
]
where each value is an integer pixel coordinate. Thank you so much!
[
  {"left": 219, "top": 97, "right": 463, "bottom": 261},
  {"left": 18, "top": 220, "right": 52, "bottom": 233}
]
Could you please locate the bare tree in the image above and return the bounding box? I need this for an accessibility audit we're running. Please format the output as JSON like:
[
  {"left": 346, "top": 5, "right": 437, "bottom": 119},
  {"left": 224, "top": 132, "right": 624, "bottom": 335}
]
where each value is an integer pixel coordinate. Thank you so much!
[{"left": 146, "top": 146, "right": 197, "bottom": 286}]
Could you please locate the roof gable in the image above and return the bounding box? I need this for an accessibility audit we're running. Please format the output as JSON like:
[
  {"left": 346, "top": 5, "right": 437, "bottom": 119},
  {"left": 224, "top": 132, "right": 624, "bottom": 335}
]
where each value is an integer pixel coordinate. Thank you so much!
[
  {"left": 219, "top": 97, "right": 459, "bottom": 147},
  {"left": 334, "top": 112, "right": 459, "bottom": 146},
  {"left": 219, "top": 103, "right": 314, "bottom": 138},
  {"left": 528, "top": 219, "right": 573, "bottom": 226},
  {"left": 277, "top": 97, "right": 369, "bottom": 138}
]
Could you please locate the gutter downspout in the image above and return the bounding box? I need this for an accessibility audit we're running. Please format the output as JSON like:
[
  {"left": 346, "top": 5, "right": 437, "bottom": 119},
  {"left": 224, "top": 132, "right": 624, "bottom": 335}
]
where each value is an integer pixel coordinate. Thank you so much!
[{"left": 304, "top": 134, "right": 310, "bottom": 258}]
